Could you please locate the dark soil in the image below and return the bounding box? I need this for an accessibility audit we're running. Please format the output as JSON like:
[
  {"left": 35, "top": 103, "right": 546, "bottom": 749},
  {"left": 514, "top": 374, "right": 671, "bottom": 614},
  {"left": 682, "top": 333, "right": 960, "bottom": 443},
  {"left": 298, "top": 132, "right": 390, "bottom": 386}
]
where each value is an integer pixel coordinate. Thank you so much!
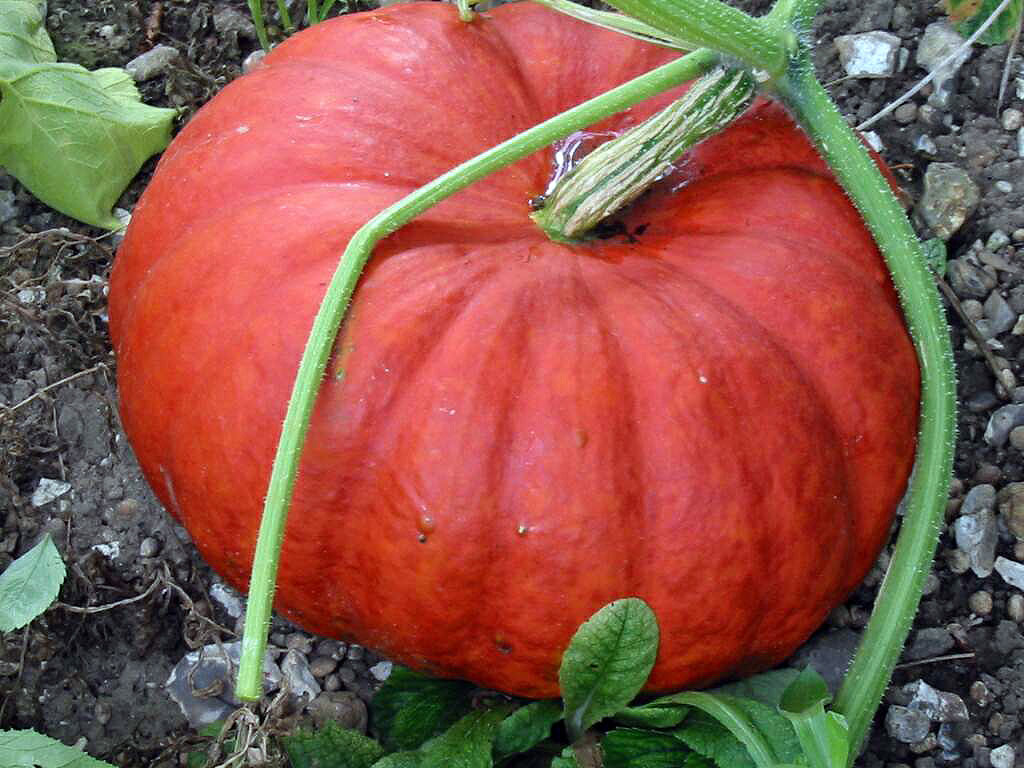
[{"left": 1, "top": 1, "right": 1023, "bottom": 766}]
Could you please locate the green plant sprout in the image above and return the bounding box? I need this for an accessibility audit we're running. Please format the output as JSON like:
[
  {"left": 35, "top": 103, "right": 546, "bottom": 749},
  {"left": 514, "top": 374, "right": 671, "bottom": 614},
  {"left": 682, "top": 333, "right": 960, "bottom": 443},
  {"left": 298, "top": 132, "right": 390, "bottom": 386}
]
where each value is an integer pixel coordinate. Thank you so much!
[{"left": 235, "top": 0, "right": 959, "bottom": 765}]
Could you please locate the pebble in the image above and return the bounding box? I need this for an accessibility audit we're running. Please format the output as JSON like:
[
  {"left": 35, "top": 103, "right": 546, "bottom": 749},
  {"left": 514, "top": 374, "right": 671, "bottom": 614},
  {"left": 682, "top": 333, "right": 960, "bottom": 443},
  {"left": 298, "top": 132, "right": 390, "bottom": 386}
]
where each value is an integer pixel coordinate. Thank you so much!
[
  {"left": 904, "top": 627, "right": 955, "bottom": 661},
  {"left": 280, "top": 649, "right": 321, "bottom": 701},
  {"left": 836, "top": 31, "right": 901, "bottom": 78},
  {"left": 985, "top": 404, "right": 1024, "bottom": 446},
  {"left": 165, "top": 642, "right": 282, "bottom": 727},
  {"left": 886, "top": 705, "right": 932, "bottom": 743},
  {"left": 922, "top": 572, "right": 941, "bottom": 596},
  {"left": 337, "top": 666, "right": 356, "bottom": 685},
  {"left": 966, "top": 391, "right": 1000, "bottom": 413},
  {"left": 324, "top": 674, "right": 341, "bottom": 692},
  {"left": 995, "top": 181, "right": 1013, "bottom": 194},
  {"left": 946, "top": 548, "right": 971, "bottom": 575},
  {"left": 31, "top": 478, "right": 71, "bottom": 508},
  {"left": 915, "top": 134, "right": 938, "bottom": 155},
  {"left": 905, "top": 679, "right": 970, "bottom": 722},
  {"left": 369, "top": 661, "right": 393, "bottom": 681},
  {"left": 918, "top": 163, "right": 981, "bottom": 240},
  {"left": 990, "top": 744, "right": 1015, "bottom": 768},
  {"left": 918, "top": 103, "right": 941, "bottom": 126},
  {"left": 961, "top": 484, "right": 995, "bottom": 517},
  {"left": 346, "top": 644, "right": 365, "bottom": 661},
  {"left": 0, "top": 190, "right": 18, "bottom": 224},
  {"left": 974, "top": 463, "right": 1003, "bottom": 486},
  {"left": 910, "top": 733, "right": 938, "bottom": 754},
  {"left": 894, "top": 102, "right": 918, "bottom": 124},
  {"left": 125, "top": 44, "right": 182, "bottom": 82},
  {"left": 139, "top": 537, "right": 161, "bottom": 557},
  {"left": 969, "top": 590, "right": 993, "bottom": 616},
  {"left": 210, "top": 582, "right": 244, "bottom": 618},
  {"left": 212, "top": 7, "right": 257, "bottom": 40},
  {"left": 1007, "top": 594, "right": 1024, "bottom": 622},
  {"left": 962, "top": 299, "right": 985, "bottom": 321},
  {"left": 285, "top": 633, "right": 313, "bottom": 654},
  {"left": 916, "top": 21, "right": 974, "bottom": 109},
  {"left": 986, "top": 230, "right": 1011, "bottom": 251},
  {"left": 309, "top": 656, "right": 338, "bottom": 678},
  {"left": 242, "top": 49, "right": 266, "bottom": 74},
  {"left": 994, "top": 556, "right": 1024, "bottom": 590},
  {"left": 1004, "top": 109, "right": 1024, "bottom": 132},
  {"left": 94, "top": 701, "right": 112, "bottom": 726},
  {"left": 787, "top": 628, "right": 860, "bottom": 692},
  {"left": 970, "top": 680, "right": 994, "bottom": 706},
  {"left": 999, "top": 483, "right": 1024, "bottom": 539},
  {"left": 953, "top": 509, "right": 998, "bottom": 577},
  {"left": 1014, "top": 228, "right": 1024, "bottom": 243},
  {"left": 983, "top": 292, "right": 1018, "bottom": 335},
  {"left": 307, "top": 691, "right": 368, "bottom": 732},
  {"left": 948, "top": 258, "right": 997, "bottom": 299}
]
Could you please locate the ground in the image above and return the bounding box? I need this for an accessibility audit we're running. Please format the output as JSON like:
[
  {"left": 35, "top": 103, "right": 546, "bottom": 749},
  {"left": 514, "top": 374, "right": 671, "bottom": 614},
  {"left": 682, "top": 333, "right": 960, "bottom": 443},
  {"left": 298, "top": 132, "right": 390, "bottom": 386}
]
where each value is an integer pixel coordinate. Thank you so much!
[{"left": 1, "top": 0, "right": 1023, "bottom": 766}]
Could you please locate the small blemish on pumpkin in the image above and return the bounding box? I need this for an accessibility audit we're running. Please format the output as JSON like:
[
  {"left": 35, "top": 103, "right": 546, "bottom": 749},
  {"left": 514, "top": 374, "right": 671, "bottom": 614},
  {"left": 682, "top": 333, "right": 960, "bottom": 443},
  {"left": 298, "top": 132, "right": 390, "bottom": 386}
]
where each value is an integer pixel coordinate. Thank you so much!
[
  {"left": 516, "top": 524, "right": 529, "bottom": 536},
  {"left": 698, "top": 373, "right": 708, "bottom": 384},
  {"left": 574, "top": 429, "right": 588, "bottom": 448},
  {"left": 417, "top": 533, "right": 428, "bottom": 543},
  {"left": 494, "top": 633, "right": 512, "bottom": 654},
  {"left": 417, "top": 515, "right": 436, "bottom": 535},
  {"left": 235, "top": 125, "right": 249, "bottom": 134}
]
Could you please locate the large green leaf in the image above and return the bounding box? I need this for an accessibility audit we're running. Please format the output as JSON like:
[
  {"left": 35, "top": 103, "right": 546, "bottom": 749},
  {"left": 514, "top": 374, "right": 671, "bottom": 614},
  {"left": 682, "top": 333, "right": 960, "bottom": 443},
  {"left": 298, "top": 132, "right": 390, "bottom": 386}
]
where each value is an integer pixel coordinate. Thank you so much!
[
  {"left": 0, "top": 59, "right": 175, "bottom": 229},
  {"left": 945, "top": 0, "right": 1023, "bottom": 44},
  {"left": 0, "top": 729, "right": 115, "bottom": 767},
  {"left": 0, "top": 534, "right": 65, "bottom": 632},
  {"left": 493, "top": 700, "right": 563, "bottom": 759},
  {"left": 284, "top": 722, "right": 385, "bottom": 768},
  {"left": 0, "top": 1, "right": 54, "bottom": 63},
  {"left": 559, "top": 599, "right": 659, "bottom": 741},
  {"left": 417, "top": 707, "right": 510, "bottom": 768},
  {"left": 601, "top": 728, "right": 693, "bottom": 768},
  {"left": 370, "top": 667, "right": 474, "bottom": 752}
]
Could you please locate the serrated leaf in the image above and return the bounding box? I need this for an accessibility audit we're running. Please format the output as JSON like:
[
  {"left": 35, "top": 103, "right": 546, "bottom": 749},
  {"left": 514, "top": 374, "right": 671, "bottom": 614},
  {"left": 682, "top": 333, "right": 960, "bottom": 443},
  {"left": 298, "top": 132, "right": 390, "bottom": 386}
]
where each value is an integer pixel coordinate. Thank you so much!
[
  {"left": 779, "top": 669, "right": 848, "bottom": 768},
  {"left": 601, "top": 728, "right": 692, "bottom": 768},
  {"left": 0, "top": 534, "right": 65, "bottom": 632},
  {"left": 284, "top": 722, "right": 385, "bottom": 768},
  {"left": 370, "top": 667, "right": 474, "bottom": 752},
  {"left": 0, "top": 1, "right": 54, "bottom": 64},
  {"left": 0, "top": 729, "right": 115, "bottom": 767},
  {"left": 945, "top": 0, "right": 1023, "bottom": 44},
  {"left": 559, "top": 599, "right": 659, "bottom": 741},
  {"left": 671, "top": 693, "right": 802, "bottom": 768},
  {"left": 493, "top": 700, "right": 562, "bottom": 759},
  {"left": 418, "top": 707, "right": 510, "bottom": 768},
  {"left": 0, "top": 60, "right": 176, "bottom": 229},
  {"left": 674, "top": 711, "right": 757, "bottom": 768}
]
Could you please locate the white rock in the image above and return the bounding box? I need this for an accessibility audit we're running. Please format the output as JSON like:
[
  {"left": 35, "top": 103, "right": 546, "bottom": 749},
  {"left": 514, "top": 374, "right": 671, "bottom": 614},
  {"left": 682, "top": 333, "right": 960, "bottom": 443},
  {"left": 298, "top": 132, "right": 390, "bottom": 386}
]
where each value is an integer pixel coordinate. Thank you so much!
[
  {"left": 370, "top": 661, "right": 393, "bottom": 681},
  {"left": 280, "top": 649, "right": 321, "bottom": 701},
  {"left": 862, "top": 131, "right": 884, "bottom": 152},
  {"left": 953, "top": 510, "right": 997, "bottom": 577},
  {"left": 917, "top": 21, "right": 973, "bottom": 108},
  {"left": 92, "top": 542, "right": 121, "bottom": 560},
  {"left": 995, "top": 556, "right": 1024, "bottom": 590},
  {"left": 990, "top": 744, "right": 1016, "bottom": 768},
  {"left": 836, "top": 31, "right": 901, "bottom": 78},
  {"left": 31, "top": 478, "right": 71, "bottom": 507},
  {"left": 210, "top": 582, "right": 244, "bottom": 618},
  {"left": 125, "top": 44, "right": 181, "bottom": 82}
]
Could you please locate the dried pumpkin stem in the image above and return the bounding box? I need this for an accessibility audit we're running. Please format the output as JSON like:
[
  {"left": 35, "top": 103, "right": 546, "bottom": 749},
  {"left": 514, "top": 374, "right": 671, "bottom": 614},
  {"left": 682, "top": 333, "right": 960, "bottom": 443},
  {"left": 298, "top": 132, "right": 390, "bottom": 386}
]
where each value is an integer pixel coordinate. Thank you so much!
[
  {"left": 235, "top": 46, "right": 720, "bottom": 702},
  {"left": 531, "top": 66, "right": 755, "bottom": 242},
  {"left": 772, "top": 54, "right": 956, "bottom": 765}
]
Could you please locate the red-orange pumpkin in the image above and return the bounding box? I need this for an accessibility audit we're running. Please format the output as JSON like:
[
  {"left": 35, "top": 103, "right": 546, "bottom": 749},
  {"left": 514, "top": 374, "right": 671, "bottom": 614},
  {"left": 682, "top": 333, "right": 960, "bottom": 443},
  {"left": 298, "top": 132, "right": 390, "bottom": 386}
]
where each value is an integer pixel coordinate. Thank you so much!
[{"left": 109, "top": 2, "right": 919, "bottom": 698}]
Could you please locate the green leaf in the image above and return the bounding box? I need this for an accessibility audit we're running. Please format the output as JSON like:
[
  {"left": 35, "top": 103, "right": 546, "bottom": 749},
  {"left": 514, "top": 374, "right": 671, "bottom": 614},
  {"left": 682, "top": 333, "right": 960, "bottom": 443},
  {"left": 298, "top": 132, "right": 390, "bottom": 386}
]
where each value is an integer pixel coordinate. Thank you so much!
[
  {"left": 559, "top": 599, "right": 659, "bottom": 741},
  {"left": 370, "top": 667, "right": 474, "bottom": 752},
  {"left": 0, "top": 59, "right": 176, "bottom": 229},
  {"left": 493, "top": 700, "right": 563, "bottom": 759},
  {"left": 945, "top": 0, "right": 1023, "bottom": 44},
  {"left": 0, "top": 1, "right": 54, "bottom": 64},
  {"left": 0, "top": 729, "right": 115, "bottom": 767},
  {"left": 550, "top": 746, "right": 580, "bottom": 768},
  {"left": 672, "top": 693, "right": 802, "bottom": 768},
  {"left": 779, "top": 669, "right": 849, "bottom": 768},
  {"left": 418, "top": 707, "right": 511, "bottom": 768},
  {"left": 284, "top": 722, "right": 386, "bottom": 768},
  {"left": 0, "top": 534, "right": 65, "bottom": 632},
  {"left": 601, "top": 728, "right": 692, "bottom": 768},
  {"left": 613, "top": 700, "right": 690, "bottom": 730},
  {"left": 922, "top": 238, "right": 948, "bottom": 277},
  {"left": 371, "top": 752, "right": 423, "bottom": 768}
]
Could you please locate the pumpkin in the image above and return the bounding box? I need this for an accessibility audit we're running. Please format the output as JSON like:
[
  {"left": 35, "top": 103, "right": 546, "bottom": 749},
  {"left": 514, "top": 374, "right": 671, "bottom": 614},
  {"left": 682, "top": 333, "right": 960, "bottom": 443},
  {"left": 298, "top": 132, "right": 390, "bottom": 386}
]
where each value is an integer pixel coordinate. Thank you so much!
[{"left": 109, "top": 2, "right": 919, "bottom": 698}]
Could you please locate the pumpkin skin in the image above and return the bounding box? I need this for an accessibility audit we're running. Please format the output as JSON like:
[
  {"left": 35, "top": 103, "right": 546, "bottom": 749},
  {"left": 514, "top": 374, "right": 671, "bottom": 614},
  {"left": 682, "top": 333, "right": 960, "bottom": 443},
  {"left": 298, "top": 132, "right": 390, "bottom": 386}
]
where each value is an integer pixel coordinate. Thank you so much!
[{"left": 109, "top": 2, "right": 920, "bottom": 698}]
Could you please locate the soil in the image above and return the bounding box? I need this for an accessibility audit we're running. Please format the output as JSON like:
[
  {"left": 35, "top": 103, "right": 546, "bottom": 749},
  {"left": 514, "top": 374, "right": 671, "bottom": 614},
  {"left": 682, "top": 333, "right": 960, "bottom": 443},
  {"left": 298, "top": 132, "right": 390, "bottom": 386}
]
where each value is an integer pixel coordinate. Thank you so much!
[{"left": 1, "top": 0, "right": 1023, "bottom": 766}]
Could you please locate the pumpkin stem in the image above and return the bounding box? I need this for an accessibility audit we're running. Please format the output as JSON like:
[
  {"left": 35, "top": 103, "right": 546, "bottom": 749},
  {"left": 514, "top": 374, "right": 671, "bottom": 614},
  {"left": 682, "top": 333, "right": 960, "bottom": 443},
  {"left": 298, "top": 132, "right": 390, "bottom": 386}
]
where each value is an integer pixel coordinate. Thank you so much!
[{"left": 530, "top": 66, "right": 755, "bottom": 243}]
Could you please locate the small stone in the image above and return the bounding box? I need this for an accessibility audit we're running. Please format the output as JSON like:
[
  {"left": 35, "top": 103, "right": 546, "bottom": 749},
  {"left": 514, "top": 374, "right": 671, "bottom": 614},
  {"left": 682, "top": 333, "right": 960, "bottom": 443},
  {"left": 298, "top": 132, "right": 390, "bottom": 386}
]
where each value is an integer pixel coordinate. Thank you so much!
[
  {"left": 369, "top": 661, "right": 393, "bottom": 681},
  {"left": 961, "top": 484, "right": 995, "bottom": 517},
  {"left": 967, "top": 391, "right": 1000, "bottom": 413},
  {"left": 307, "top": 691, "right": 368, "bottom": 732},
  {"left": 887, "top": 705, "right": 932, "bottom": 743},
  {"left": 94, "top": 701, "right": 112, "bottom": 726},
  {"left": 994, "top": 556, "right": 1024, "bottom": 590},
  {"left": 985, "top": 404, "right": 1024, "bottom": 446},
  {"left": 31, "top": 478, "right": 71, "bottom": 508},
  {"left": 910, "top": 733, "right": 938, "bottom": 754},
  {"left": 948, "top": 258, "right": 997, "bottom": 299},
  {"left": 788, "top": 629, "right": 861, "bottom": 692},
  {"left": 986, "top": 230, "right": 1011, "bottom": 251},
  {"left": 346, "top": 644, "right": 365, "bottom": 661},
  {"left": 916, "top": 21, "right": 973, "bottom": 109},
  {"left": 953, "top": 510, "right": 998, "bottom": 577},
  {"left": 139, "top": 537, "right": 161, "bottom": 557},
  {"left": 918, "top": 104, "right": 940, "bottom": 126},
  {"left": 895, "top": 102, "right": 918, "bottom": 123},
  {"left": 970, "top": 680, "right": 993, "bottom": 706},
  {"left": 862, "top": 131, "right": 884, "bottom": 152},
  {"left": 984, "top": 292, "right": 1017, "bottom": 335},
  {"left": 999, "top": 483, "right": 1024, "bottom": 539},
  {"left": 962, "top": 299, "right": 985, "bottom": 321},
  {"left": 946, "top": 548, "right": 972, "bottom": 575},
  {"left": 337, "top": 666, "right": 356, "bottom": 685},
  {"left": 242, "top": 49, "right": 266, "bottom": 74},
  {"left": 918, "top": 164, "right": 981, "bottom": 240},
  {"left": 0, "top": 190, "right": 18, "bottom": 224},
  {"left": 1008, "top": 594, "right": 1024, "bottom": 622},
  {"left": 324, "top": 674, "right": 341, "bottom": 692},
  {"left": 969, "top": 590, "right": 993, "bottom": 616},
  {"left": 309, "top": 656, "right": 338, "bottom": 678},
  {"left": 210, "top": 582, "right": 244, "bottom": 618},
  {"left": 285, "top": 633, "right": 313, "bottom": 654},
  {"left": 916, "top": 134, "right": 938, "bottom": 155},
  {"left": 905, "top": 679, "right": 970, "bottom": 722},
  {"left": 974, "top": 463, "right": 1002, "bottom": 486},
  {"left": 213, "top": 7, "right": 257, "bottom": 40},
  {"left": 1014, "top": 228, "right": 1024, "bottom": 243},
  {"left": 836, "top": 31, "right": 901, "bottom": 78},
  {"left": 1014, "top": 317, "right": 1024, "bottom": 336},
  {"left": 990, "top": 745, "right": 1015, "bottom": 768},
  {"left": 280, "top": 649, "right": 320, "bottom": 702},
  {"left": 904, "top": 628, "right": 955, "bottom": 661},
  {"left": 922, "top": 572, "right": 941, "bottom": 596},
  {"left": 1003, "top": 109, "right": 1023, "bottom": 132},
  {"left": 125, "top": 44, "right": 181, "bottom": 82},
  {"left": 995, "top": 181, "right": 1013, "bottom": 194}
]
